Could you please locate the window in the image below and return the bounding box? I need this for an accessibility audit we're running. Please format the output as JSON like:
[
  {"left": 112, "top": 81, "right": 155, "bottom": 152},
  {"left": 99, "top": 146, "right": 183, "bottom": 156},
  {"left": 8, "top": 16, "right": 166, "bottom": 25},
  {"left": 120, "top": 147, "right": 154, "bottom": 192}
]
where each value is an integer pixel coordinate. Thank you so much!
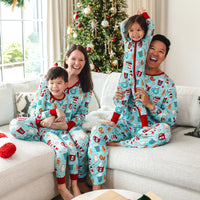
[{"left": 0, "top": 0, "right": 47, "bottom": 82}]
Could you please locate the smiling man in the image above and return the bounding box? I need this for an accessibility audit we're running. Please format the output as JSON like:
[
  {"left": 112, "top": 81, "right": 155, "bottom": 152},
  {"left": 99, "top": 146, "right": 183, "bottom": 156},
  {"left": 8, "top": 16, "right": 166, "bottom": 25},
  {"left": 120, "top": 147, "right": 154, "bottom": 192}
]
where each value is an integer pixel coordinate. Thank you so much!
[{"left": 88, "top": 34, "right": 178, "bottom": 190}]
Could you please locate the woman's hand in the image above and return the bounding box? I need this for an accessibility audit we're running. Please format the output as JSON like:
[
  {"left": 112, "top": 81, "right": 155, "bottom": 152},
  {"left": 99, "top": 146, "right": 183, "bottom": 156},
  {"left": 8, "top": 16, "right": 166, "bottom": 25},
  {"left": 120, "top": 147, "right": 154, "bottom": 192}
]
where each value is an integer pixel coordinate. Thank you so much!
[
  {"left": 51, "top": 121, "right": 68, "bottom": 130},
  {"left": 55, "top": 109, "right": 65, "bottom": 122},
  {"left": 114, "top": 86, "right": 124, "bottom": 100},
  {"left": 40, "top": 116, "right": 55, "bottom": 128},
  {"left": 135, "top": 88, "right": 155, "bottom": 111}
]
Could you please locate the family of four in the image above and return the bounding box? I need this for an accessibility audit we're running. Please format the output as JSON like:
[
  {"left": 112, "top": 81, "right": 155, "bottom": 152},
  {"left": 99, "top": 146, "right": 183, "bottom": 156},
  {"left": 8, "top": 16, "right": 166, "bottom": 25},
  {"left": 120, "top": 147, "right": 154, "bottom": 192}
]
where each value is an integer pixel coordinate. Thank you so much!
[{"left": 9, "top": 8, "right": 177, "bottom": 200}]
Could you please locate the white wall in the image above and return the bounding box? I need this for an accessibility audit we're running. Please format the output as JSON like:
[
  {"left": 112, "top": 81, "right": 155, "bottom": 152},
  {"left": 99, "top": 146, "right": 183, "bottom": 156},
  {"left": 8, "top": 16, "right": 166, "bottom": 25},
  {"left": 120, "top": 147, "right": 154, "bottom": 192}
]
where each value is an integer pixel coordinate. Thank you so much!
[{"left": 166, "top": 0, "right": 200, "bottom": 87}]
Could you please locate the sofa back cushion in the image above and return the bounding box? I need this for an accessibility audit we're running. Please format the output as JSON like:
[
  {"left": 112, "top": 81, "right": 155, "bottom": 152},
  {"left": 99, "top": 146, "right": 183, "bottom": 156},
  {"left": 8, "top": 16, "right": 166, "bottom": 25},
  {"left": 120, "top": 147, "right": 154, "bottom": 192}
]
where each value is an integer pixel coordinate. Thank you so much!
[
  {"left": 100, "top": 72, "right": 121, "bottom": 109},
  {"left": 176, "top": 85, "right": 200, "bottom": 127},
  {"left": 0, "top": 84, "right": 14, "bottom": 126}
]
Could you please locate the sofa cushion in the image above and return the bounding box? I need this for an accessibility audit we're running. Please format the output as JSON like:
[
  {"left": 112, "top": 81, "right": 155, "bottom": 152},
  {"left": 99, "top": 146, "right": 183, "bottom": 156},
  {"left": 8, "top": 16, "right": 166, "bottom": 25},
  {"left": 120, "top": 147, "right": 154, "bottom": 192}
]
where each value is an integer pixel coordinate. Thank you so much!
[
  {"left": 91, "top": 72, "right": 110, "bottom": 105},
  {"left": 0, "top": 130, "right": 55, "bottom": 197},
  {"left": 107, "top": 126, "right": 200, "bottom": 193},
  {"left": 176, "top": 85, "right": 200, "bottom": 127},
  {"left": 15, "top": 92, "right": 35, "bottom": 117},
  {"left": 0, "top": 84, "right": 14, "bottom": 126},
  {"left": 100, "top": 72, "right": 120, "bottom": 109}
]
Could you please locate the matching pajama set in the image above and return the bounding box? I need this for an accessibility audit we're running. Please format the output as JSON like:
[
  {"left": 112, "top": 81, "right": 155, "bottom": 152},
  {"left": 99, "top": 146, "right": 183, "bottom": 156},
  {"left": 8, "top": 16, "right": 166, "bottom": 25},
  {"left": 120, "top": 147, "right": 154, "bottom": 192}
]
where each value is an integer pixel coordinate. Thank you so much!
[
  {"left": 88, "top": 72, "right": 178, "bottom": 185},
  {"left": 10, "top": 76, "right": 92, "bottom": 184},
  {"left": 111, "top": 12, "right": 154, "bottom": 127}
]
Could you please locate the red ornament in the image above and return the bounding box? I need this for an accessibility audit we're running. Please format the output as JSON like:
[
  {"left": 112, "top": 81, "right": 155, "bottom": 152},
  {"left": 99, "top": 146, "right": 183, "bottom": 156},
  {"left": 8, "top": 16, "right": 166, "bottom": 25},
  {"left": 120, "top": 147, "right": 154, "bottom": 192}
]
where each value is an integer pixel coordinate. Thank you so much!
[
  {"left": 77, "top": 24, "right": 82, "bottom": 28},
  {"left": 112, "top": 38, "right": 117, "bottom": 42},
  {"left": 54, "top": 63, "right": 58, "bottom": 67},
  {"left": 75, "top": 15, "right": 79, "bottom": 19},
  {"left": 106, "top": 15, "right": 111, "bottom": 19},
  {"left": 87, "top": 47, "right": 91, "bottom": 52},
  {"left": 75, "top": 11, "right": 79, "bottom": 14}
]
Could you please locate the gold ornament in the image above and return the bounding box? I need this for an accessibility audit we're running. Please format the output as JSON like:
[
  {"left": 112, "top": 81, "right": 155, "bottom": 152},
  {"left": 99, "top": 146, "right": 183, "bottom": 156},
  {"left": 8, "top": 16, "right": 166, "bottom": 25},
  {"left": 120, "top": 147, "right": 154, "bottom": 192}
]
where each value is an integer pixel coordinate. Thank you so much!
[{"left": 84, "top": 5, "right": 92, "bottom": 15}]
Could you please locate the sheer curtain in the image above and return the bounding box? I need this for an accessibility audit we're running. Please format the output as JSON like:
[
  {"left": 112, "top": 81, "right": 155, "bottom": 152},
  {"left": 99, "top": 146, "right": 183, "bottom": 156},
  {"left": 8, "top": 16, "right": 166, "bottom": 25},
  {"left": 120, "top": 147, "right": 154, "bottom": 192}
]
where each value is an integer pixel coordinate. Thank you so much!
[
  {"left": 46, "top": 0, "right": 74, "bottom": 69},
  {"left": 125, "top": 0, "right": 168, "bottom": 35}
]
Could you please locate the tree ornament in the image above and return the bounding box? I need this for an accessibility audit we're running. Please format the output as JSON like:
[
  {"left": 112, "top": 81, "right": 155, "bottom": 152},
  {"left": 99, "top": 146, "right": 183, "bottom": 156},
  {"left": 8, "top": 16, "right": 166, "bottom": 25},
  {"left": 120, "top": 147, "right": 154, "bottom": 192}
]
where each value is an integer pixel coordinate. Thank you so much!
[
  {"left": 89, "top": 19, "right": 99, "bottom": 38},
  {"left": 110, "top": 51, "right": 115, "bottom": 58},
  {"left": 77, "top": 24, "right": 82, "bottom": 28},
  {"left": 87, "top": 47, "right": 91, "bottom": 52},
  {"left": 110, "top": 7, "right": 117, "bottom": 14},
  {"left": 90, "top": 62, "right": 95, "bottom": 70},
  {"left": 73, "top": 14, "right": 79, "bottom": 20},
  {"left": 73, "top": 32, "right": 78, "bottom": 39},
  {"left": 112, "top": 38, "right": 117, "bottom": 42},
  {"left": 111, "top": 59, "right": 118, "bottom": 67},
  {"left": 106, "top": 15, "right": 111, "bottom": 19},
  {"left": 67, "top": 26, "right": 72, "bottom": 38},
  {"left": 84, "top": 5, "right": 92, "bottom": 15},
  {"left": 101, "top": 19, "right": 109, "bottom": 28},
  {"left": 77, "top": 2, "right": 81, "bottom": 8}
]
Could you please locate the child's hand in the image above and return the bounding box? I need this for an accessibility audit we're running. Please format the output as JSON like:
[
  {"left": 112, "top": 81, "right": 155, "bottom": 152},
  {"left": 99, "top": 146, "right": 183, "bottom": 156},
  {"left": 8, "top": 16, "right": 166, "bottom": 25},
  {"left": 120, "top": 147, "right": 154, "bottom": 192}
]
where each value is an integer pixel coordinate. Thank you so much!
[
  {"left": 40, "top": 116, "right": 55, "bottom": 128},
  {"left": 55, "top": 109, "right": 65, "bottom": 122},
  {"left": 136, "top": 7, "right": 146, "bottom": 15}
]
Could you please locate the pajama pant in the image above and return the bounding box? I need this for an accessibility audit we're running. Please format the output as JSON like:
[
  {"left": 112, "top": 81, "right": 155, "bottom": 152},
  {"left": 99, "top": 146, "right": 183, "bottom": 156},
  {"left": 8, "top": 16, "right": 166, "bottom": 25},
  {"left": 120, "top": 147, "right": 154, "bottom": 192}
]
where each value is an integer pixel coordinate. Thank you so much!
[
  {"left": 88, "top": 121, "right": 171, "bottom": 185},
  {"left": 9, "top": 117, "right": 89, "bottom": 183}
]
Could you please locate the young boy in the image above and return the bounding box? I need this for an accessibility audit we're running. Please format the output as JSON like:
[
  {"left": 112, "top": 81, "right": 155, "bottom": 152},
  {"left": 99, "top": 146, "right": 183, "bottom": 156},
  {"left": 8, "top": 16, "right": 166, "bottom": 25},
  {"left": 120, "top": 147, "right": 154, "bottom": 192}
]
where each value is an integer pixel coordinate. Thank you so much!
[{"left": 34, "top": 66, "right": 81, "bottom": 198}]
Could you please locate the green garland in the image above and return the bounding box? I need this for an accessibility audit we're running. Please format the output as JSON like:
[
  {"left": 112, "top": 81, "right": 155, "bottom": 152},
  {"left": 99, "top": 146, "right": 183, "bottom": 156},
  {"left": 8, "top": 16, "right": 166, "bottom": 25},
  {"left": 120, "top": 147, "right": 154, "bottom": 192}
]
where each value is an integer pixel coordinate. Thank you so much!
[{"left": 0, "top": 0, "right": 25, "bottom": 8}]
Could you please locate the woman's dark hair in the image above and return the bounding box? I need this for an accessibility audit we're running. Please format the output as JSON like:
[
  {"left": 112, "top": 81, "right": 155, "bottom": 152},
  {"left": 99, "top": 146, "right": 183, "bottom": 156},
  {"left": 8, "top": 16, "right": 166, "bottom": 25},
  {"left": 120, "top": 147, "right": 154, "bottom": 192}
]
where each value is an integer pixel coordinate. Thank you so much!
[
  {"left": 47, "top": 66, "right": 68, "bottom": 82},
  {"left": 151, "top": 34, "right": 171, "bottom": 56},
  {"left": 125, "top": 15, "right": 148, "bottom": 40},
  {"left": 63, "top": 44, "right": 93, "bottom": 92}
]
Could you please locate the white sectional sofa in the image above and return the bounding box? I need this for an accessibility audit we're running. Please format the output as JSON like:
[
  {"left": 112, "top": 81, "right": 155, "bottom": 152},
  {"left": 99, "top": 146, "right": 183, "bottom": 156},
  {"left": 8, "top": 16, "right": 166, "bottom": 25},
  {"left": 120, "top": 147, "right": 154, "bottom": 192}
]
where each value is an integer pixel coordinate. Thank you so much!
[{"left": 0, "top": 72, "right": 200, "bottom": 200}]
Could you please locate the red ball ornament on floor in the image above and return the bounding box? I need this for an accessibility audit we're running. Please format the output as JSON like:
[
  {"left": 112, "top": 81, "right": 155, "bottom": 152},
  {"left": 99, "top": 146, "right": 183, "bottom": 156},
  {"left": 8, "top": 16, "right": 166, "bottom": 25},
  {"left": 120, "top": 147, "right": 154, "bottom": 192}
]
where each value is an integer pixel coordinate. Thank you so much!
[
  {"left": 77, "top": 24, "right": 82, "bottom": 28},
  {"left": 0, "top": 132, "right": 16, "bottom": 159}
]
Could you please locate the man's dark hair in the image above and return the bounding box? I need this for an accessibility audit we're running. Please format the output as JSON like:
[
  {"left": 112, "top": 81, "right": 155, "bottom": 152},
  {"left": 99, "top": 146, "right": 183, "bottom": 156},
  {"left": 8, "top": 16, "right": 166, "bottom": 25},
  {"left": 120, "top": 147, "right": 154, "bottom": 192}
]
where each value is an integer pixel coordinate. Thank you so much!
[
  {"left": 47, "top": 66, "right": 68, "bottom": 82},
  {"left": 151, "top": 34, "right": 171, "bottom": 56}
]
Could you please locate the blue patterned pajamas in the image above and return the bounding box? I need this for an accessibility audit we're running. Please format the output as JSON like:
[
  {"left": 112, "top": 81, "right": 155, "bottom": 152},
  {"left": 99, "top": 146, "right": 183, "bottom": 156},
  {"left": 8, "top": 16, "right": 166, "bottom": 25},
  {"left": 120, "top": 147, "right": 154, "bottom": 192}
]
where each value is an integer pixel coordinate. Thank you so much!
[
  {"left": 10, "top": 76, "right": 91, "bottom": 184},
  {"left": 88, "top": 72, "right": 177, "bottom": 185},
  {"left": 112, "top": 12, "right": 154, "bottom": 127}
]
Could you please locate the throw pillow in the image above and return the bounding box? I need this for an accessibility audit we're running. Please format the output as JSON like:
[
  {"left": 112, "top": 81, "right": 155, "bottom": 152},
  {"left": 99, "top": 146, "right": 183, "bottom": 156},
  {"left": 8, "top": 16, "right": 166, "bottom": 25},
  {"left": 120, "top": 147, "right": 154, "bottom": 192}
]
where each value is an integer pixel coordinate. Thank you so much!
[
  {"left": 15, "top": 92, "right": 35, "bottom": 117},
  {"left": 185, "top": 122, "right": 200, "bottom": 138}
]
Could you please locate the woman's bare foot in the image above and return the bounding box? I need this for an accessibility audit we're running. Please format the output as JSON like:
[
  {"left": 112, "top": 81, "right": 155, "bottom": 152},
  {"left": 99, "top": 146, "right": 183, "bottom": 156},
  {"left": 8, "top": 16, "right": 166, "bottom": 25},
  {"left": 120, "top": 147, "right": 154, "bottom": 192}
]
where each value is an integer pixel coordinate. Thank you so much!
[
  {"left": 58, "top": 183, "right": 74, "bottom": 200},
  {"left": 71, "top": 180, "right": 81, "bottom": 197},
  {"left": 93, "top": 184, "right": 103, "bottom": 190},
  {"left": 78, "top": 181, "right": 91, "bottom": 193}
]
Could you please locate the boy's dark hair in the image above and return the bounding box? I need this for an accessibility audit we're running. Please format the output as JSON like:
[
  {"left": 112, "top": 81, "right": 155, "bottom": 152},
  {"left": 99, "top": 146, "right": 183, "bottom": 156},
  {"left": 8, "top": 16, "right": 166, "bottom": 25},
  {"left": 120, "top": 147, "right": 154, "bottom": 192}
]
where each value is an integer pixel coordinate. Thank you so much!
[
  {"left": 125, "top": 15, "right": 148, "bottom": 40},
  {"left": 63, "top": 44, "right": 93, "bottom": 92},
  {"left": 151, "top": 34, "right": 171, "bottom": 56},
  {"left": 47, "top": 66, "right": 68, "bottom": 82}
]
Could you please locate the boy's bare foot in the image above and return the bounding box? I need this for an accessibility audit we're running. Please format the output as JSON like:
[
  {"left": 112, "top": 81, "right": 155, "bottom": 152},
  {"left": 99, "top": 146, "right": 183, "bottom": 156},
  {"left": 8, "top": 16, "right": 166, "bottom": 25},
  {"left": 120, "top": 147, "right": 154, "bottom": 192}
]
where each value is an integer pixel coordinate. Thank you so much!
[
  {"left": 71, "top": 180, "right": 81, "bottom": 197},
  {"left": 58, "top": 183, "right": 74, "bottom": 200},
  {"left": 93, "top": 184, "right": 103, "bottom": 190},
  {"left": 78, "top": 181, "right": 91, "bottom": 193},
  {"left": 143, "top": 126, "right": 151, "bottom": 131}
]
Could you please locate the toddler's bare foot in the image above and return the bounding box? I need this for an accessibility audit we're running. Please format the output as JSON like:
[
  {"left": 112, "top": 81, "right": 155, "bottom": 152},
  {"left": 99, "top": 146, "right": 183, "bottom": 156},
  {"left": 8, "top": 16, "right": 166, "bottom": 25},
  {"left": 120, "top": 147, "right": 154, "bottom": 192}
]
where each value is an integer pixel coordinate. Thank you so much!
[
  {"left": 58, "top": 183, "right": 74, "bottom": 200},
  {"left": 78, "top": 181, "right": 91, "bottom": 193},
  {"left": 71, "top": 180, "right": 81, "bottom": 197},
  {"left": 143, "top": 126, "right": 151, "bottom": 131}
]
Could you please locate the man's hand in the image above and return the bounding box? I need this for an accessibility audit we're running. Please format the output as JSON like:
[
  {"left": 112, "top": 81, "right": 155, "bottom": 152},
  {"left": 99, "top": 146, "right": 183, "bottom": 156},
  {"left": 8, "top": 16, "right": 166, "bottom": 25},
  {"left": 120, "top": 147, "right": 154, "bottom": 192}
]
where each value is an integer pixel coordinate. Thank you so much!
[
  {"left": 135, "top": 88, "right": 155, "bottom": 111},
  {"left": 114, "top": 86, "right": 124, "bottom": 100},
  {"left": 40, "top": 116, "right": 55, "bottom": 128}
]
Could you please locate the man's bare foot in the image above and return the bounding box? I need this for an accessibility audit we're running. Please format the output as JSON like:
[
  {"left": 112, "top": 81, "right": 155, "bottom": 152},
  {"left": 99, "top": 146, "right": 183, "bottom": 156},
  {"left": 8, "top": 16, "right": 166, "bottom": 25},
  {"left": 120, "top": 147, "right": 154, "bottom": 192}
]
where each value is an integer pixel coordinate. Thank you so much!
[
  {"left": 93, "top": 184, "right": 103, "bottom": 190},
  {"left": 107, "top": 141, "right": 120, "bottom": 146},
  {"left": 71, "top": 180, "right": 81, "bottom": 197},
  {"left": 78, "top": 181, "right": 91, "bottom": 193},
  {"left": 58, "top": 183, "right": 74, "bottom": 200}
]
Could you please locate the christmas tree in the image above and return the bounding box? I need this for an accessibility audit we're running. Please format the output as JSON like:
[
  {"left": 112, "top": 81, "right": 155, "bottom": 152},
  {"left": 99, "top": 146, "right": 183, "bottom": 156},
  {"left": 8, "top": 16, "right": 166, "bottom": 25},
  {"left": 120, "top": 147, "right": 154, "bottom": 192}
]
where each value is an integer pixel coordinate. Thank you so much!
[{"left": 66, "top": 0, "right": 128, "bottom": 73}]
